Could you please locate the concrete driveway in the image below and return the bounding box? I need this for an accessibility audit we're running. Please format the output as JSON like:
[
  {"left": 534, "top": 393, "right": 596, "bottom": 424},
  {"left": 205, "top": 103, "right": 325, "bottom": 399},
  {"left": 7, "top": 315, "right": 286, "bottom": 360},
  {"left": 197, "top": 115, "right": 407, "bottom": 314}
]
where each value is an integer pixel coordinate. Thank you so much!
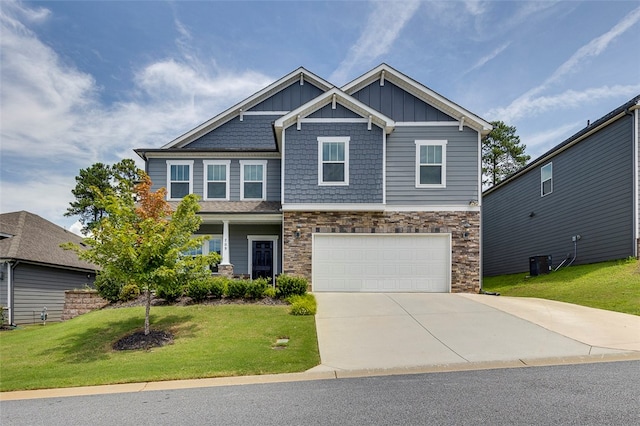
[{"left": 310, "top": 293, "right": 640, "bottom": 373}]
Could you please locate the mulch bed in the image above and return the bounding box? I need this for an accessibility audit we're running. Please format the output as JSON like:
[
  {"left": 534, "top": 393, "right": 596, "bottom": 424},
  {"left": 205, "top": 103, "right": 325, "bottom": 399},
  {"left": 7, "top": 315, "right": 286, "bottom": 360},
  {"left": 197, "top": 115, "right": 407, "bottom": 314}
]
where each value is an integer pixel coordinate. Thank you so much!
[{"left": 113, "top": 330, "right": 174, "bottom": 351}]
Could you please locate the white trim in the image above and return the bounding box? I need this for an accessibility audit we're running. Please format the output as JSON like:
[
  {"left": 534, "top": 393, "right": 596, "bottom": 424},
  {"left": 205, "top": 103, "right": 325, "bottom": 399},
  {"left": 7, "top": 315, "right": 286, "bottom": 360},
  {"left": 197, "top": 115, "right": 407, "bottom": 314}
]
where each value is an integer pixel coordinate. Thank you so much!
[
  {"left": 415, "top": 140, "right": 447, "bottom": 188},
  {"left": 199, "top": 214, "right": 282, "bottom": 224},
  {"left": 282, "top": 203, "right": 385, "bottom": 212},
  {"left": 247, "top": 235, "right": 279, "bottom": 280},
  {"left": 478, "top": 131, "right": 483, "bottom": 289},
  {"left": 318, "top": 137, "right": 350, "bottom": 186},
  {"left": 240, "top": 160, "right": 268, "bottom": 201},
  {"left": 341, "top": 64, "right": 492, "bottom": 135},
  {"left": 166, "top": 160, "right": 194, "bottom": 201},
  {"left": 203, "top": 160, "right": 231, "bottom": 201},
  {"left": 144, "top": 152, "right": 281, "bottom": 159},
  {"left": 541, "top": 162, "right": 553, "bottom": 197},
  {"left": 241, "top": 111, "right": 289, "bottom": 116},
  {"left": 221, "top": 221, "right": 230, "bottom": 265},
  {"left": 281, "top": 130, "right": 286, "bottom": 204},
  {"left": 302, "top": 118, "right": 369, "bottom": 124},
  {"left": 395, "top": 122, "right": 460, "bottom": 127},
  {"left": 634, "top": 107, "right": 639, "bottom": 250},
  {"left": 382, "top": 131, "right": 387, "bottom": 205},
  {"left": 384, "top": 205, "right": 481, "bottom": 212}
]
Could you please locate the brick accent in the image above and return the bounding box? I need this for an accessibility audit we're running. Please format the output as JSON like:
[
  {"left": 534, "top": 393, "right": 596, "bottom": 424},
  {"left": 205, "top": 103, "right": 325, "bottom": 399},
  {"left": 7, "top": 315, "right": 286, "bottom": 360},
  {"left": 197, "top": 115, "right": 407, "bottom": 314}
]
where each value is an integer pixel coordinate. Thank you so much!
[
  {"left": 283, "top": 211, "right": 480, "bottom": 293},
  {"left": 217, "top": 264, "right": 234, "bottom": 277},
  {"left": 61, "top": 290, "right": 108, "bottom": 321}
]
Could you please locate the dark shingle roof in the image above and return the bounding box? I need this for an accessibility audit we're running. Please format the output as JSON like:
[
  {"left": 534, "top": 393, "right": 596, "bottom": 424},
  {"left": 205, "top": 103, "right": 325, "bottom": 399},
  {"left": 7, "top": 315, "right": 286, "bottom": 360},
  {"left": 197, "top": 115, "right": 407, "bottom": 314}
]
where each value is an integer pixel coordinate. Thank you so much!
[
  {"left": 0, "top": 211, "right": 97, "bottom": 271},
  {"left": 168, "top": 201, "right": 282, "bottom": 214}
]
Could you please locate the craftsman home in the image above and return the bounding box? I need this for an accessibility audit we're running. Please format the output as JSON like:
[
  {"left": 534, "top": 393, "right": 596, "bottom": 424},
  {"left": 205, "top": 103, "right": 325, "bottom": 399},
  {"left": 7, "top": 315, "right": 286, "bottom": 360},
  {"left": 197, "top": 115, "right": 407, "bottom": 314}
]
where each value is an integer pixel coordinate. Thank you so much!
[
  {"left": 483, "top": 95, "right": 640, "bottom": 276},
  {"left": 136, "top": 64, "right": 492, "bottom": 292}
]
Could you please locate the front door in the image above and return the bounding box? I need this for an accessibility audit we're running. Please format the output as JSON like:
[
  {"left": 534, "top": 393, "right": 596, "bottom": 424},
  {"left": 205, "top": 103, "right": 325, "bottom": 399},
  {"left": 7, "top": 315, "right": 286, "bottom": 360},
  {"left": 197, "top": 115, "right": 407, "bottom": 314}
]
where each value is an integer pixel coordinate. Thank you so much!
[{"left": 252, "top": 241, "right": 273, "bottom": 279}]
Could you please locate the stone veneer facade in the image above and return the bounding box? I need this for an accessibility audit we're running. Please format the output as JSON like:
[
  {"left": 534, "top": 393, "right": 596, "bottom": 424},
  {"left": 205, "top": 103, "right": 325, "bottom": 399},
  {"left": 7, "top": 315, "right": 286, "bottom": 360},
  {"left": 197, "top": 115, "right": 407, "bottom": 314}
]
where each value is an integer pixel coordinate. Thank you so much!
[
  {"left": 61, "top": 289, "right": 109, "bottom": 321},
  {"left": 283, "top": 210, "right": 480, "bottom": 293}
]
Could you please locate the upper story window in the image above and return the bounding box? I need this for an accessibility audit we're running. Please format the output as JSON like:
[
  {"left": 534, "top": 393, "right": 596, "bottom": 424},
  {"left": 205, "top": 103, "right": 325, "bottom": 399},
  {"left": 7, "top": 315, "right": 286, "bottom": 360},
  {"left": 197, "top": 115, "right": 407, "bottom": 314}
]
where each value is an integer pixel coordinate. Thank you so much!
[
  {"left": 541, "top": 162, "right": 553, "bottom": 197},
  {"left": 204, "top": 160, "right": 230, "bottom": 200},
  {"left": 318, "top": 136, "right": 350, "bottom": 186},
  {"left": 240, "top": 160, "right": 267, "bottom": 200},
  {"left": 167, "top": 160, "right": 193, "bottom": 200},
  {"left": 415, "top": 140, "right": 447, "bottom": 188}
]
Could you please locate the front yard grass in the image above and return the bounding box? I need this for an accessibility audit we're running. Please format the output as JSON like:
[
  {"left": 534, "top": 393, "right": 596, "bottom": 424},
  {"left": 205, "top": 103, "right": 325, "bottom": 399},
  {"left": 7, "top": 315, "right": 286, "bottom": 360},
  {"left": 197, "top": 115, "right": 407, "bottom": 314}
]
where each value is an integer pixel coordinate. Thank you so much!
[
  {"left": 482, "top": 258, "right": 640, "bottom": 316},
  {"left": 0, "top": 304, "right": 319, "bottom": 392}
]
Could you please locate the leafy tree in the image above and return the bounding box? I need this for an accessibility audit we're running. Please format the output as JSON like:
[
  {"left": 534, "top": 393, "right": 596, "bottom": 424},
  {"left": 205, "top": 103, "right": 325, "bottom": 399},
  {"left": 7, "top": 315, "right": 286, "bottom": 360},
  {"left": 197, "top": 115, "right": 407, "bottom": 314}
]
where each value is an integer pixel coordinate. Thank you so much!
[
  {"left": 482, "top": 121, "right": 530, "bottom": 188},
  {"left": 63, "top": 174, "right": 219, "bottom": 335},
  {"left": 65, "top": 159, "right": 144, "bottom": 233}
]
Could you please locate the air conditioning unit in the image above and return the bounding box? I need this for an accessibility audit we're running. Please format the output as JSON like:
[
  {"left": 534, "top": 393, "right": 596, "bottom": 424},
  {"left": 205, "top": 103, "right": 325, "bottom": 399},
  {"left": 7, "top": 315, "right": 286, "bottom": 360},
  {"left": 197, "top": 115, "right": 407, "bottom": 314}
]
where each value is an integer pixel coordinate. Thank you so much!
[{"left": 529, "top": 255, "right": 552, "bottom": 276}]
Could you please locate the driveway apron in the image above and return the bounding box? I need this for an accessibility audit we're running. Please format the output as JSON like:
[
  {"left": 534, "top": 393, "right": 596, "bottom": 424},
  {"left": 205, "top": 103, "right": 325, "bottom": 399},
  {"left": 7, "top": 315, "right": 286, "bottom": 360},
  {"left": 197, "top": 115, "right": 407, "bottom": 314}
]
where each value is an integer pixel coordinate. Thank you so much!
[{"left": 312, "top": 293, "right": 638, "bottom": 371}]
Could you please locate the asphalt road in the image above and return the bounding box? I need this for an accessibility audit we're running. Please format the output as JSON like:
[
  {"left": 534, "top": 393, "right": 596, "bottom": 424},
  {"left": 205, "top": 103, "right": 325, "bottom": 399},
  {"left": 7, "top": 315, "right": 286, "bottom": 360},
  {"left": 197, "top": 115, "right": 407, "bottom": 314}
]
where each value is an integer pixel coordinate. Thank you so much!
[{"left": 2, "top": 361, "right": 639, "bottom": 425}]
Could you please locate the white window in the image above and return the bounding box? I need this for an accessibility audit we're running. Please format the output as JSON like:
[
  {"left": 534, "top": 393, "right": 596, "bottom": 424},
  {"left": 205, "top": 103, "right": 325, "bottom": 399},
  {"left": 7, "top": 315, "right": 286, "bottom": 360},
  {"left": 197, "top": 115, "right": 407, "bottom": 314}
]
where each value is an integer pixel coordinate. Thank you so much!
[
  {"left": 203, "top": 160, "right": 230, "bottom": 200},
  {"left": 167, "top": 160, "right": 194, "bottom": 200},
  {"left": 318, "top": 137, "right": 349, "bottom": 185},
  {"left": 240, "top": 160, "right": 267, "bottom": 200},
  {"left": 541, "top": 162, "right": 553, "bottom": 196},
  {"left": 415, "top": 140, "right": 447, "bottom": 188},
  {"left": 184, "top": 235, "right": 222, "bottom": 272}
]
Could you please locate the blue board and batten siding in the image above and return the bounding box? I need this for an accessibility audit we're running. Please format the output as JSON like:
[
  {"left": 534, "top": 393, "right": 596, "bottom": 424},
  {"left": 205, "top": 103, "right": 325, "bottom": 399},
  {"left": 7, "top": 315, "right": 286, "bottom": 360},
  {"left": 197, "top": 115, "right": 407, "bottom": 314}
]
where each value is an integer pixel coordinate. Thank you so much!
[
  {"left": 249, "top": 80, "right": 325, "bottom": 111},
  {"left": 351, "top": 81, "right": 456, "bottom": 122},
  {"left": 386, "top": 126, "right": 479, "bottom": 206},
  {"left": 483, "top": 115, "right": 635, "bottom": 276},
  {"left": 148, "top": 158, "right": 281, "bottom": 202},
  {"left": 283, "top": 122, "right": 384, "bottom": 203}
]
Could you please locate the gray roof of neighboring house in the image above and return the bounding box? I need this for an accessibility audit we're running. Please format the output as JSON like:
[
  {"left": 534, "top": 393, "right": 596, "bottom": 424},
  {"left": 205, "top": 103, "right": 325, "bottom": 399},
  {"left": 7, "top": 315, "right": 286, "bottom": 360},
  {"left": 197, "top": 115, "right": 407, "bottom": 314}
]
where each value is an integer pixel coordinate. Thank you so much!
[{"left": 0, "top": 211, "right": 97, "bottom": 271}]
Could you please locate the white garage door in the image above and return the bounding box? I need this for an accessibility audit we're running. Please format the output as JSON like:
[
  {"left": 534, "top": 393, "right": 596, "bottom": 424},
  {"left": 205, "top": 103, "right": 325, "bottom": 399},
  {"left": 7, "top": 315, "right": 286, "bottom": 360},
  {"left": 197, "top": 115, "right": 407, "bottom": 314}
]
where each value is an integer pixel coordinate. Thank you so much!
[{"left": 312, "top": 234, "right": 451, "bottom": 292}]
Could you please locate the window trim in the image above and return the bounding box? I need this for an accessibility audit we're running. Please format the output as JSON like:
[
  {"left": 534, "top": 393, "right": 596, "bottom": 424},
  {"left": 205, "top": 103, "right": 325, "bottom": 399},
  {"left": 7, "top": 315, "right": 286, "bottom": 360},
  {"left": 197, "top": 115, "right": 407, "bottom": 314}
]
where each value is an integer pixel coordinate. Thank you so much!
[
  {"left": 541, "top": 162, "right": 553, "bottom": 197},
  {"left": 166, "top": 160, "right": 194, "bottom": 201},
  {"left": 203, "top": 160, "right": 231, "bottom": 201},
  {"left": 240, "top": 160, "right": 267, "bottom": 200},
  {"left": 415, "top": 140, "right": 447, "bottom": 188},
  {"left": 318, "top": 136, "right": 350, "bottom": 186}
]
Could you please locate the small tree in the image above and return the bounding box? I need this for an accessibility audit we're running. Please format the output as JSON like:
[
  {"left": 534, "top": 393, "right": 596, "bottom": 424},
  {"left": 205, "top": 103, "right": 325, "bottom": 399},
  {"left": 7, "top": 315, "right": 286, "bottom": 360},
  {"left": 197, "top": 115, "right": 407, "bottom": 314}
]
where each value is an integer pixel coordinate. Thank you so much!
[
  {"left": 64, "top": 174, "right": 219, "bottom": 335},
  {"left": 65, "top": 159, "right": 144, "bottom": 233},
  {"left": 482, "top": 121, "right": 530, "bottom": 188}
]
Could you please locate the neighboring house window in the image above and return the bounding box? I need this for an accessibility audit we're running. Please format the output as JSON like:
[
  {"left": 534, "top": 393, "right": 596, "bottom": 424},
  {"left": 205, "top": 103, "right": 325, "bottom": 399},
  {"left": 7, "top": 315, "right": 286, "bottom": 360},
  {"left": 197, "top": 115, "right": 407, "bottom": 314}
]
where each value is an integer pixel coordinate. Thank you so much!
[
  {"left": 204, "top": 160, "right": 230, "bottom": 200},
  {"left": 240, "top": 160, "right": 267, "bottom": 200},
  {"left": 318, "top": 136, "right": 350, "bottom": 185},
  {"left": 415, "top": 140, "right": 447, "bottom": 188},
  {"left": 541, "top": 162, "right": 553, "bottom": 196},
  {"left": 167, "top": 160, "right": 194, "bottom": 200}
]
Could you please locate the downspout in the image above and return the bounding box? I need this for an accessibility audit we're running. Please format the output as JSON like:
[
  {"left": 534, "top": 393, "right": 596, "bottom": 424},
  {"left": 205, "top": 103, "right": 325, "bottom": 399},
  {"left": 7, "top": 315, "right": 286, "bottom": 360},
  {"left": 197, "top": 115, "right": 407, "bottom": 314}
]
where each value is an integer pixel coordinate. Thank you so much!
[
  {"left": 3, "top": 261, "right": 14, "bottom": 326},
  {"left": 631, "top": 103, "right": 640, "bottom": 257}
]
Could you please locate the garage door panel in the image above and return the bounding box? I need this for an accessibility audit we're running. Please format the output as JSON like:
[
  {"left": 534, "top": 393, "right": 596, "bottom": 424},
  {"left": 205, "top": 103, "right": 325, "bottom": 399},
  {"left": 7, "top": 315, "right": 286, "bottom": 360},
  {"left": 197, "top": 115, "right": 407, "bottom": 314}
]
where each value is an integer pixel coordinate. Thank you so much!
[{"left": 313, "top": 234, "right": 450, "bottom": 293}]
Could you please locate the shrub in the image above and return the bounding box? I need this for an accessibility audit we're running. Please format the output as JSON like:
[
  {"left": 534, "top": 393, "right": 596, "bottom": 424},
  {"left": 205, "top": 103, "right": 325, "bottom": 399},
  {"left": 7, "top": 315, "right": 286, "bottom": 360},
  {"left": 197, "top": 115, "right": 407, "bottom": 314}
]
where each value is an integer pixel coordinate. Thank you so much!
[
  {"left": 94, "top": 274, "right": 123, "bottom": 303},
  {"left": 287, "top": 294, "right": 317, "bottom": 316},
  {"left": 226, "top": 279, "right": 249, "bottom": 299},
  {"left": 185, "top": 279, "right": 210, "bottom": 302},
  {"left": 208, "top": 276, "right": 228, "bottom": 299},
  {"left": 246, "top": 277, "right": 270, "bottom": 299},
  {"left": 276, "top": 274, "right": 308, "bottom": 298},
  {"left": 264, "top": 286, "right": 276, "bottom": 298},
  {"left": 156, "top": 279, "right": 183, "bottom": 302},
  {"left": 119, "top": 283, "right": 140, "bottom": 301}
]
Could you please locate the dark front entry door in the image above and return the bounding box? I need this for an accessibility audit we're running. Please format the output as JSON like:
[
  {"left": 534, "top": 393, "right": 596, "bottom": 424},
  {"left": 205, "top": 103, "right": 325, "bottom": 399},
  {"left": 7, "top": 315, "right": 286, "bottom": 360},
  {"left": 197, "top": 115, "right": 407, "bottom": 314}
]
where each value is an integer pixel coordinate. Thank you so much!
[{"left": 252, "top": 241, "right": 273, "bottom": 279}]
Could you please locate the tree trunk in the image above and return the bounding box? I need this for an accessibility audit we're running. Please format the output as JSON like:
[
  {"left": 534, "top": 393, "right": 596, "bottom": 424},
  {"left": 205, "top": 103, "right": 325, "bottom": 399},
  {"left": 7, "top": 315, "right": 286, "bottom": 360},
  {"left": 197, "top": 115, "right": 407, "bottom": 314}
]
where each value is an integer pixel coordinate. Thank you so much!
[{"left": 144, "top": 288, "right": 151, "bottom": 335}]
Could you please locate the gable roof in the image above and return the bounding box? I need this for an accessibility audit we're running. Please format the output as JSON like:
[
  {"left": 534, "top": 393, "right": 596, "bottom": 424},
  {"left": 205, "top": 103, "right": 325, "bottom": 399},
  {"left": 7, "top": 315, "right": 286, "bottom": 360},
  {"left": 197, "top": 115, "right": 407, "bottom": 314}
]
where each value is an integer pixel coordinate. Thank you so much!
[
  {"left": 484, "top": 93, "right": 640, "bottom": 196},
  {"left": 342, "top": 64, "right": 493, "bottom": 136},
  {"left": 160, "top": 67, "right": 334, "bottom": 150},
  {"left": 0, "top": 211, "right": 97, "bottom": 271},
  {"left": 273, "top": 87, "right": 395, "bottom": 147}
]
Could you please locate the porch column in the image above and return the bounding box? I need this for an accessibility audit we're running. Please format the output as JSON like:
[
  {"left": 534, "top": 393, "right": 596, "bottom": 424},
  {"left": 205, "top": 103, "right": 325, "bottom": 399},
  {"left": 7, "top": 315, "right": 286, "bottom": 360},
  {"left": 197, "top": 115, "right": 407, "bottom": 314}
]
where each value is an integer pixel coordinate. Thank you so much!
[{"left": 221, "top": 220, "right": 230, "bottom": 265}]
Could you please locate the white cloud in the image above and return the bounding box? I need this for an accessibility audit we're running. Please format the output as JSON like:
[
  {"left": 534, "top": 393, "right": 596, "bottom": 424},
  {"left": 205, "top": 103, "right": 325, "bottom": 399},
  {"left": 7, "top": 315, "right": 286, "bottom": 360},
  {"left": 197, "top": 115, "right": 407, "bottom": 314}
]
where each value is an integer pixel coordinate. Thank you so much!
[
  {"left": 486, "top": 84, "right": 640, "bottom": 123},
  {"left": 521, "top": 120, "right": 584, "bottom": 158},
  {"left": 464, "top": 42, "right": 510, "bottom": 74},
  {"left": 330, "top": 0, "right": 421, "bottom": 84},
  {"left": 0, "top": 1, "right": 273, "bottom": 227},
  {"left": 491, "top": 6, "right": 640, "bottom": 122}
]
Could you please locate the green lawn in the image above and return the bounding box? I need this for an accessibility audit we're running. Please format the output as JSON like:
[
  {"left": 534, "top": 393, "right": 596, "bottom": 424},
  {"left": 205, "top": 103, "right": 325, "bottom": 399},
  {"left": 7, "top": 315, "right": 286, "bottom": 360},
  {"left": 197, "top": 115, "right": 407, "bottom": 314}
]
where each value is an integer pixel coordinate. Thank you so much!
[
  {"left": 483, "top": 258, "right": 640, "bottom": 316},
  {"left": 0, "top": 304, "right": 319, "bottom": 392}
]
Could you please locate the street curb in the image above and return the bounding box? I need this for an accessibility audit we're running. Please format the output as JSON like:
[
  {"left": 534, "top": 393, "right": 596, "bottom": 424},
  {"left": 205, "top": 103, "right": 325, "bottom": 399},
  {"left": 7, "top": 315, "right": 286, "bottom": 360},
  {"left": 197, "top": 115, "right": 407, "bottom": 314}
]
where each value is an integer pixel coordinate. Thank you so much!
[{"left": 2, "top": 351, "right": 639, "bottom": 401}]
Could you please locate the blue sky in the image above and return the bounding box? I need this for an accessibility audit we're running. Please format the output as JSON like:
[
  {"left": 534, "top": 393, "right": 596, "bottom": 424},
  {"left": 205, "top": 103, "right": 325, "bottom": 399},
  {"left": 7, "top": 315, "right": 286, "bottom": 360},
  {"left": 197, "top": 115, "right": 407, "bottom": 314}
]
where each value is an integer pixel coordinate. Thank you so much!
[{"left": 1, "top": 0, "right": 639, "bottom": 233}]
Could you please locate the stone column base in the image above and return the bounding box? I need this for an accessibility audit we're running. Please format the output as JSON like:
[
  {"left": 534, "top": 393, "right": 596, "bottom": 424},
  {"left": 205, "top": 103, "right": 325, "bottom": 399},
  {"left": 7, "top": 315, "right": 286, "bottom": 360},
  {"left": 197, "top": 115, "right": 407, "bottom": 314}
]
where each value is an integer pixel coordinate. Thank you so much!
[{"left": 217, "top": 264, "right": 234, "bottom": 277}]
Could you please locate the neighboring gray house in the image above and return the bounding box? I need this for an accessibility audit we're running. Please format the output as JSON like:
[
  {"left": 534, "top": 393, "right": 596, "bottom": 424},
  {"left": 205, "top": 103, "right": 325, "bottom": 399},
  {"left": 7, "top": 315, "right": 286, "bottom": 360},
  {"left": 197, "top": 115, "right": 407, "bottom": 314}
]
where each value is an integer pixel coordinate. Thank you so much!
[
  {"left": 0, "top": 211, "right": 97, "bottom": 325},
  {"left": 483, "top": 95, "right": 640, "bottom": 276},
  {"left": 136, "top": 64, "right": 492, "bottom": 293}
]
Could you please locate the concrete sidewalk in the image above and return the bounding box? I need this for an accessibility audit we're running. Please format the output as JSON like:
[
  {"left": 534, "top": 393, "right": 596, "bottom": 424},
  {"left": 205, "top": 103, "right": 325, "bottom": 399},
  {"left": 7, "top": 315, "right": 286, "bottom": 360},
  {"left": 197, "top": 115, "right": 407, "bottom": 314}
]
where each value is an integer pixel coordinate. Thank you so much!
[{"left": 310, "top": 293, "right": 640, "bottom": 373}]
